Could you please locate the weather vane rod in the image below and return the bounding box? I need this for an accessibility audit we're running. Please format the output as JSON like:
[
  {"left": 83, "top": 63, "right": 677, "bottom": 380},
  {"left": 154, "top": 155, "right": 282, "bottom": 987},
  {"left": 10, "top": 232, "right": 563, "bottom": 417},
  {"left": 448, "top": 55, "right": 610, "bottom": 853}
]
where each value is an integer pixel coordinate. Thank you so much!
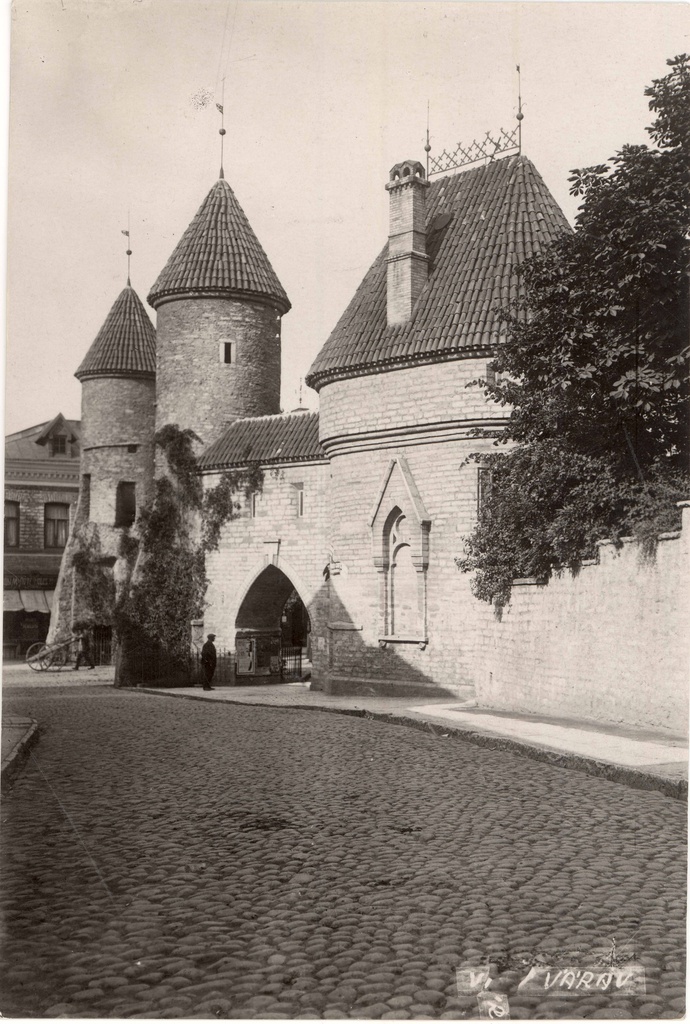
[
  {"left": 425, "top": 100, "right": 431, "bottom": 179},
  {"left": 516, "top": 65, "right": 524, "bottom": 154},
  {"left": 121, "top": 214, "right": 131, "bottom": 285},
  {"left": 217, "top": 77, "right": 226, "bottom": 179}
]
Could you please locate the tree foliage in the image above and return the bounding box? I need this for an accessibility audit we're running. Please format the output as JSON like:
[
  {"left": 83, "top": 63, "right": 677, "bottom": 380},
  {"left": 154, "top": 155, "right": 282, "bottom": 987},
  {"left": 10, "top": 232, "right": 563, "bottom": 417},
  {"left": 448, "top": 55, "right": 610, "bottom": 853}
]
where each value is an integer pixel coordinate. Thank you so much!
[
  {"left": 114, "top": 425, "right": 264, "bottom": 683},
  {"left": 459, "top": 56, "right": 690, "bottom": 605}
]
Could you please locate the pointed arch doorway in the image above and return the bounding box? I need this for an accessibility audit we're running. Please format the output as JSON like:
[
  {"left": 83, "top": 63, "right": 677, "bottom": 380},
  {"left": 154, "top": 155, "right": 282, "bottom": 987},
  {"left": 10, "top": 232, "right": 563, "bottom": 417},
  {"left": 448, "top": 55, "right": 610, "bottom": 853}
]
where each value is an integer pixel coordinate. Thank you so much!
[{"left": 234, "top": 564, "right": 310, "bottom": 680}]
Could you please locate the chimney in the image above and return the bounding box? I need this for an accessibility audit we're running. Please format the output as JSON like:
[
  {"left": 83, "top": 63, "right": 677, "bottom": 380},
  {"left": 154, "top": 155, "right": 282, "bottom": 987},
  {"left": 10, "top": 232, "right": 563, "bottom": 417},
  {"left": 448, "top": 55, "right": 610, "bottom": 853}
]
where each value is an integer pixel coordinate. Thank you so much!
[{"left": 385, "top": 160, "right": 430, "bottom": 326}]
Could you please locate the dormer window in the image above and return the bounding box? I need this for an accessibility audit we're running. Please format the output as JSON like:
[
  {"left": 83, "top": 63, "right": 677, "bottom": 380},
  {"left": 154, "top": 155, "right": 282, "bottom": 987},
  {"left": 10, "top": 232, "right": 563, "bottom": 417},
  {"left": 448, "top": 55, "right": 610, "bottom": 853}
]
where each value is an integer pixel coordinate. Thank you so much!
[{"left": 50, "top": 436, "right": 67, "bottom": 456}]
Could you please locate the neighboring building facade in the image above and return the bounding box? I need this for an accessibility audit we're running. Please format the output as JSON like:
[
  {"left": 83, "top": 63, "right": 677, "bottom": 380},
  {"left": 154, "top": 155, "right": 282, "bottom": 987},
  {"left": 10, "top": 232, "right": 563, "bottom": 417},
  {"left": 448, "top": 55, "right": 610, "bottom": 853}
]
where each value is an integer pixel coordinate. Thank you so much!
[{"left": 4, "top": 414, "right": 80, "bottom": 658}]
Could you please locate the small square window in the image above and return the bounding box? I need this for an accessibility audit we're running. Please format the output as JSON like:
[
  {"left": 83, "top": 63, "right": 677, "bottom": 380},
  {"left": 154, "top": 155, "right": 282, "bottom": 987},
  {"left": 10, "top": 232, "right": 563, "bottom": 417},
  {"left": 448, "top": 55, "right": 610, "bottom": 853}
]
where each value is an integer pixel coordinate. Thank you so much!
[
  {"left": 127, "top": 444, "right": 138, "bottom": 454},
  {"left": 220, "top": 341, "right": 236, "bottom": 365},
  {"left": 50, "top": 436, "right": 67, "bottom": 456}
]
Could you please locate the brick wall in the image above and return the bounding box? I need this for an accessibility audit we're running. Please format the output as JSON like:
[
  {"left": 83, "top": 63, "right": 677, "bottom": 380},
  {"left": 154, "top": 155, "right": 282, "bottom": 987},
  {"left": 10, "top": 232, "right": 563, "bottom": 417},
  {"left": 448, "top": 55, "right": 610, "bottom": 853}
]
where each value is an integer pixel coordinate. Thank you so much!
[
  {"left": 472, "top": 513, "right": 690, "bottom": 736},
  {"left": 5, "top": 485, "right": 78, "bottom": 552},
  {"left": 155, "top": 297, "right": 282, "bottom": 449}
]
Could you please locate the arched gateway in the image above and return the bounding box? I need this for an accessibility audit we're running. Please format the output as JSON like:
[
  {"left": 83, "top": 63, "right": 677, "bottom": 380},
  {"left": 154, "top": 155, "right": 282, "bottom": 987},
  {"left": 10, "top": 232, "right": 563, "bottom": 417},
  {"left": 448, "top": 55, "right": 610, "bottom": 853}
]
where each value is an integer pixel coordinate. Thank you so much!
[{"left": 234, "top": 564, "right": 311, "bottom": 680}]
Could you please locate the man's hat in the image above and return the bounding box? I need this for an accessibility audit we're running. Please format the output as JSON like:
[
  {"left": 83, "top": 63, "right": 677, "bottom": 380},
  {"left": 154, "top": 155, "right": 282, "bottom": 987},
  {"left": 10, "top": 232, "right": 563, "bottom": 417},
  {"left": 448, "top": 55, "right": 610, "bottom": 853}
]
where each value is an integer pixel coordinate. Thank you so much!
[{"left": 207, "top": 633, "right": 216, "bottom": 639}]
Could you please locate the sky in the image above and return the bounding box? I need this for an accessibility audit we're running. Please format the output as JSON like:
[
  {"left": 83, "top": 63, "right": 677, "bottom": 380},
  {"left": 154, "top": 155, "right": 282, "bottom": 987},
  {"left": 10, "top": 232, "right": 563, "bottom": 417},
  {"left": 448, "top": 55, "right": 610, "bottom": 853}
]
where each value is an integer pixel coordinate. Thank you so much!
[{"left": 5, "top": 0, "right": 689, "bottom": 435}]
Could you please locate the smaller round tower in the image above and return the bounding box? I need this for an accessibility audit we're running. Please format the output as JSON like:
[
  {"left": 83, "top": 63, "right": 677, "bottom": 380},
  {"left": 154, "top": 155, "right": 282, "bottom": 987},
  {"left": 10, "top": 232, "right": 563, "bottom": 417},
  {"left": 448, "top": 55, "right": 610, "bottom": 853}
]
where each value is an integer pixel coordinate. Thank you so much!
[
  {"left": 148, "top": 177, "right": 290, "bottom": 449},
  {"left": 75, "top": 284, "right": 157, "bottom": 537},
  {"left": 49, "top": 283, "right": 156, "bottom": 643}
]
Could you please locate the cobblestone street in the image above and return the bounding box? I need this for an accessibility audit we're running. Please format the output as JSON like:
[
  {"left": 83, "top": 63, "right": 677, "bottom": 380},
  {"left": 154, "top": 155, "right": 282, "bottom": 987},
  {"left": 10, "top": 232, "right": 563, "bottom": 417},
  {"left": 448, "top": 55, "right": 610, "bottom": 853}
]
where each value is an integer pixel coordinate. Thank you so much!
[{"left": 0, "top": 683, "right": 686, "bottom": 1019}]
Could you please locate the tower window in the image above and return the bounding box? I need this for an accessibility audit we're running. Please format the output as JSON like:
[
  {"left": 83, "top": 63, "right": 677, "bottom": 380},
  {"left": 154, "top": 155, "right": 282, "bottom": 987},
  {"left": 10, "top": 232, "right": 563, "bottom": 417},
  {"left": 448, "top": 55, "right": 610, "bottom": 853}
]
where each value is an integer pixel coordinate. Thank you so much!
[
  {"left": 220, "top": 341, "right": 236, "bottom": 365},
  {"left": 50, "top": 436, "right": 67, "bottom": 456},
  {"left": 251, "top": 492, "right": 259, "bottom": 518},
  {"left": 44, "top": 503, "right": 70, "bottom": 549},
  {"left": 115, "top": 482, "right": 136, "bottom": 528},
  {"left": 4, "top": 501, "right": 19, "bottom": 548},
  {"left": 127, "top": 444, "right": 138, "bottom": 454}
]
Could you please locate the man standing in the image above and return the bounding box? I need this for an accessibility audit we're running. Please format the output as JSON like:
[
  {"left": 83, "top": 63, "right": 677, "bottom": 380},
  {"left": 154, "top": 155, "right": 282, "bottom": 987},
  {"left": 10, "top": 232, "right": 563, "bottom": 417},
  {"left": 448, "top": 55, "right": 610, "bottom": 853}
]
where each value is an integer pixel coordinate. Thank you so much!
[
  {"left": 74, "top": 626, "right": 95, "bottom": 671},
  {"left": 201, "top": 633, "right": 217, "bottom": 690}
]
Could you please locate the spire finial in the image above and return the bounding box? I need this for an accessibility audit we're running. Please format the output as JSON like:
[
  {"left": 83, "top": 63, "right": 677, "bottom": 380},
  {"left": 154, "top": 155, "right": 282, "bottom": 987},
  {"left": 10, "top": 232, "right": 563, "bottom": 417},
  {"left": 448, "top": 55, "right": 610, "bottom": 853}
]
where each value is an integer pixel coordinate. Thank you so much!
[
  {"left": 217, "top": 77, "right": 226, "bottom": 179},
  {"left": 424, "top": 100, "right": 431, "bottom": 178},
  {"left": 299, "top": 377, "right": 303, "bottom": 408},
  {"left": 121, "top": 216, "right": 132, "bottom": 286},
  {"left": 516, "top": 65, "right": 524, "bottom": 154}
]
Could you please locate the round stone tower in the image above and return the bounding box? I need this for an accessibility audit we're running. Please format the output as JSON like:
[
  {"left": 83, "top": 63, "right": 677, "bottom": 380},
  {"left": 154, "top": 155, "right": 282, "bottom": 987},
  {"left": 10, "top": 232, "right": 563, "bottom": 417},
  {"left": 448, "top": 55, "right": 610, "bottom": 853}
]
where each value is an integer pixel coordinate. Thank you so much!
[
  {"left": 74, "top": 284, "right": 157, "bottom": 535},
  {"left": 49, "top": 283, "right": 156, "bottom": 642},
  {"left": 147, "top": 176, "right": 291, "bottom": 448}
]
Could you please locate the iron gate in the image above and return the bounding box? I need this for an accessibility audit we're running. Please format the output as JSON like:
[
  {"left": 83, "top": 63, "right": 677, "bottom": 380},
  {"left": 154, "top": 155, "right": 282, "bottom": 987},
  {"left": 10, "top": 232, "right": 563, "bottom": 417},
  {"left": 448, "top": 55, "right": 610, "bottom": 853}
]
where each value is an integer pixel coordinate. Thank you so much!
[{"left": 280, "top": 644, "right": 302, "bottom": 681}]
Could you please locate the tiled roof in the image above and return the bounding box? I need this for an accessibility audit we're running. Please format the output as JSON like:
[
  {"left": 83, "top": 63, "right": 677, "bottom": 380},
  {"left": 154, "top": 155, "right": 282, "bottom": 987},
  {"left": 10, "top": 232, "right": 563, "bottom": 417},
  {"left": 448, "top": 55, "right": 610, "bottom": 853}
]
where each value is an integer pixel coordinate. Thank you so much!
[
  {"left": 147, "top": 179, "right": 291, "bottom": 314},
  {"left": 5, "top": 418, "right": 81, "bottom": 462},
  {"left": 306, "top": 154, "right": 570, "bottom": 389},
  {"left": 75, "top": 286, "right": 156, "bottom": 380},
  {"left": 199, "top": 411, "right": 325, "bottom": 470}
]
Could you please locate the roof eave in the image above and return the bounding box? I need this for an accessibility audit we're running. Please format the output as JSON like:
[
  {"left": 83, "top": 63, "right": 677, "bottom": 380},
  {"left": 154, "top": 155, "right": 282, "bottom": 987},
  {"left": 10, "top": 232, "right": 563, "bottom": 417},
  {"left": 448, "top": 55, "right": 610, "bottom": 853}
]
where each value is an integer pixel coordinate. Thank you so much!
[
  {"left": 147, "top": 286, "right": 291, "bottom": 316},
  {"left": 75, "top": 369, "right": 156, "bottom": 383},
  {"left": 306, "top": 343, "right": 500, "bottom": 392}
]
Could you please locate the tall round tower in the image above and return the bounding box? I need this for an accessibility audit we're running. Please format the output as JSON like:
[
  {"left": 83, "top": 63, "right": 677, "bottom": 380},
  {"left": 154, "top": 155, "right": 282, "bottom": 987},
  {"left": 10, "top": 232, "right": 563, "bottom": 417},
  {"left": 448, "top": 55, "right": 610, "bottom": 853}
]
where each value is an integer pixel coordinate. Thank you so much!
[
  {"left": 147, "top": 177, "right": 291, "bottom": 448},
  {"left": 75, "top": 285, "right": 157, "bottom": 535}
]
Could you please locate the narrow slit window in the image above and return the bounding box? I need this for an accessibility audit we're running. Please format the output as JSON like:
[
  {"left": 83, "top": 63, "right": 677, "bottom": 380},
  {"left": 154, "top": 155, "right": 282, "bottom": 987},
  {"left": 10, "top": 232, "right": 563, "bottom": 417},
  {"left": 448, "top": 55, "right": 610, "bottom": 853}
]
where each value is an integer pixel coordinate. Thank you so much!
[
  {"left": 294, "top": 483, "right": 304, "bottom": 518},
  {"left": 477, "top": 467, "right": 493, "bottom": 515},
  {"left": 220, "top": 341, "right": 236, "bottom": 365}
]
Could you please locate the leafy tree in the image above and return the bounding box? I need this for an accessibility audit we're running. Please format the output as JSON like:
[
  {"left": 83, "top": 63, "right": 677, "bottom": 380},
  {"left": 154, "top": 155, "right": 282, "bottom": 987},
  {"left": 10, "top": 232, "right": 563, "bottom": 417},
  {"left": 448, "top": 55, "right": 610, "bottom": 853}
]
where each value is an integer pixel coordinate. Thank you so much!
[{"left": 458, "top": 56, "right": 690, "bottom": 605}]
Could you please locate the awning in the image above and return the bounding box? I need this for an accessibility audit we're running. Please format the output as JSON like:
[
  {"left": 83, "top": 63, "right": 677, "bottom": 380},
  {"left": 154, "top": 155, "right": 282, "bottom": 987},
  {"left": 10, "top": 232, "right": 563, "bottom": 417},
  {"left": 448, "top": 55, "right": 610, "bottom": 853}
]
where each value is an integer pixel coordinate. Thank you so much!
[
  {"left": 4, "top": 590, "right": 55, "bottom": 613},
  {"left": 3, "top": 591, "right": 23, "bottom": 612}
]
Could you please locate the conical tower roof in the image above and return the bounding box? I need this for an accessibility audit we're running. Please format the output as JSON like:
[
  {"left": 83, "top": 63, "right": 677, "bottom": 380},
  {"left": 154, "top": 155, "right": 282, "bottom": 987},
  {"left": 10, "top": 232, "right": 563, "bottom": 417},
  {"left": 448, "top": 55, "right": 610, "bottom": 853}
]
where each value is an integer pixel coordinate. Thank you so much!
[
  {"left": 147, "top": 178, "right": 291, "bottom": 314},
  {"left": 75, "top": 285, "right": 156, "bottom": 380}
]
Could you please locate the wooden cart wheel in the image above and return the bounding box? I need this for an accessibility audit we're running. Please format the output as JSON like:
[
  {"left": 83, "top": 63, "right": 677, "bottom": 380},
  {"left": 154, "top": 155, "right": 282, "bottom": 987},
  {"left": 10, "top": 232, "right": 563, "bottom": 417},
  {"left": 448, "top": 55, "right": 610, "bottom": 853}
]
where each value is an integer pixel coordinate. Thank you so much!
[{"left": 26, "top": 642, "right": 51, "bottom": 671}]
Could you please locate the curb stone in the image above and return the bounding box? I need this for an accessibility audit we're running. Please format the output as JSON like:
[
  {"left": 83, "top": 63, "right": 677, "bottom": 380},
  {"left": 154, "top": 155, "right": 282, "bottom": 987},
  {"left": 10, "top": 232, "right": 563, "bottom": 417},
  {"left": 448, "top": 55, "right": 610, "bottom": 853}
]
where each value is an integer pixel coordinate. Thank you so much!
[
  {"left": 1, "top": 719, "right": 40, "bottom": 790},
  {"left": 136, "top": 689, "right": 687, "bottom": 802}
]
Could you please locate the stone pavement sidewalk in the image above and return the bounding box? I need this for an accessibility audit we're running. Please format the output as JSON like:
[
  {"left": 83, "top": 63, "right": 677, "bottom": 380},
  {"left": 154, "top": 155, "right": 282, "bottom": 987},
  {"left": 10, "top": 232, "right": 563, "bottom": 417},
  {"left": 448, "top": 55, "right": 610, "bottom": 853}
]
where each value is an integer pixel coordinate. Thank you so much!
[{"left": 140, "top": 680, "right": 688, "bottom": 800}]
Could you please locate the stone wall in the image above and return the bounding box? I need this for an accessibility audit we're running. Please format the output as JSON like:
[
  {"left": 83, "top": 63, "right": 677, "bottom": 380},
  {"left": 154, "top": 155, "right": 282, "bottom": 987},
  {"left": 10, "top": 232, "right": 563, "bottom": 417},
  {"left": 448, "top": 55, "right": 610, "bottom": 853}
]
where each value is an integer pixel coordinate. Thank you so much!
[
  {"left": 202, "top": 461, "right": 331, "bottom": 675},
  {"left": 155, "top": 297, "right": 282, "bottom": 449},
  {"left": 472, "top": 511, "right": 690, "bottom": 736},
  {"left": 316, "top": 358, "right": 504, "bottom": 697},
  {"left": 319, "top": 357, "right": 506, "bottom": 446},
  {"left": 81, "top": 376, "right": 156, "bottom": 530}
]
